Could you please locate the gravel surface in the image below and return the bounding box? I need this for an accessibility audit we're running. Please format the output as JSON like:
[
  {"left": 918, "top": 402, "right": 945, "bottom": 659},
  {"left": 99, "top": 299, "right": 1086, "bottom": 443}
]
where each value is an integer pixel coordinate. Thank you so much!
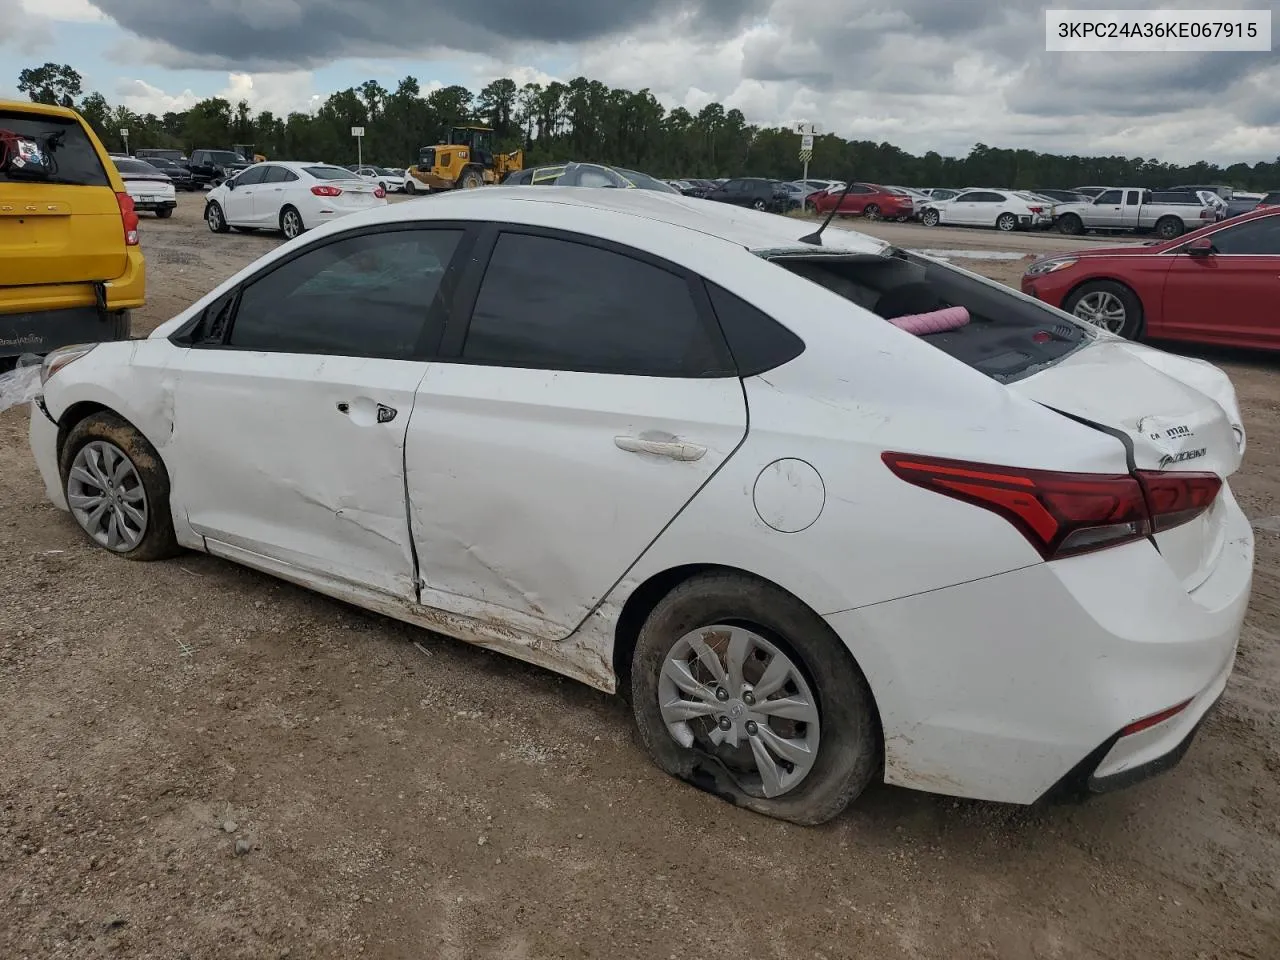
[{"left": 2, "top": 198, "right": 1277, "bottom": 960}]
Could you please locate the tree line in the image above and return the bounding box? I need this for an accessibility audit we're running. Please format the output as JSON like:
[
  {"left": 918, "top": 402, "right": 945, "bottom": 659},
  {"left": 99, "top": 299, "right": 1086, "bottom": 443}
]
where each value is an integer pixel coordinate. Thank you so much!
[{"left": 15, "top": 62, "right": 1280, "bottom": 191}]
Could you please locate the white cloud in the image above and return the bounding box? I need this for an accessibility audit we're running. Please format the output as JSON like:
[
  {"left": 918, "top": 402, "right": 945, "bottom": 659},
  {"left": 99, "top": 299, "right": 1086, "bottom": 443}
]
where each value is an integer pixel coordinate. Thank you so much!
[
  {"left": 112, "top": 71, "right": 322, "bottom": 117},
  {"left": 19, "top": 0, "right": 105, "bottom": 22}
]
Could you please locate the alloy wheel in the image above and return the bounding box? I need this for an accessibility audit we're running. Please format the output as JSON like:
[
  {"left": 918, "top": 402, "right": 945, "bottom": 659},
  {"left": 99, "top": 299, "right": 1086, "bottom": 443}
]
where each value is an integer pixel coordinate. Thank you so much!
[
  {"left": 658, "top": 624, "right": 820, "bottom": 799},
  {"left": 67, "top": 440, "right": 148, "bottom": 552},
  {"left": 1073, "top": 291, "right": 1128, "bottom": 333},
  {"left": 283, "top": 210, "right": 302, "bottom": 239}
]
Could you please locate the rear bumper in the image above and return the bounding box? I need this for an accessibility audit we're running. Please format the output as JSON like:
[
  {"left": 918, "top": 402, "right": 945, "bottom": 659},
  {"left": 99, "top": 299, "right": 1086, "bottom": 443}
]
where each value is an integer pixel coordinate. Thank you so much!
[
  {"left": 0, "top": 306, "right": 132, "bottom": 358},
  {"left": 825, "top": 483, "right": 1252, "bottom": 805},
  {"left": 134, "top": 199, "right": 176, "bottom": 211}
]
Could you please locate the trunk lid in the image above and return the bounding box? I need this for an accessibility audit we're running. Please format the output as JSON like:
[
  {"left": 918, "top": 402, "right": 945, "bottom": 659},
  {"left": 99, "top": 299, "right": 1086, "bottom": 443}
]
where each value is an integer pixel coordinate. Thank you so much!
[
  {"left": 0, "top": 108, "right": 126, "bottom": 296},
  {"left": 1010, "top": 337, "right": 1245, "bottom": 591}
]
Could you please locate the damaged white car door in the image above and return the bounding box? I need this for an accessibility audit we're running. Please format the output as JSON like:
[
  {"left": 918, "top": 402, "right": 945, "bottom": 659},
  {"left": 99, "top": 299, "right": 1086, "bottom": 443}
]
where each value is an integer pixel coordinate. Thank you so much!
[
  {"left": 405, "top": 226, "right": 749, "bottom": 641},
  {"left": 167, "top": 227, "right": 465, "bottom": 599}
]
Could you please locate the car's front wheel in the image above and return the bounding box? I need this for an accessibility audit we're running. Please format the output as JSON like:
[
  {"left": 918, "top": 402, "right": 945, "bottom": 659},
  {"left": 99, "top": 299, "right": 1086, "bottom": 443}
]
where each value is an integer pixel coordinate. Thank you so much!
[
  {"left": 205, "top": 202, "right": 229, "bottom": 233},
  {"left": 921, "top": 208, "right": 941, "bottom": 226},
  {"left": 59, "top": 412, "right": 179, "bottom": 561},
  {"left": 1064, "top": 280, "right": 1143, "bottom": 338},
  {"left": 631, "top": 571, "right": 879, "bottom": 825}
]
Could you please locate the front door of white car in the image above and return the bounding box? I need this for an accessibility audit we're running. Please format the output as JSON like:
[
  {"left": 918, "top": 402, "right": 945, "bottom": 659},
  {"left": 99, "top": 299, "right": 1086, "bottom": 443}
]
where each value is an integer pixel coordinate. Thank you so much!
[
  {"left": 405, "top": 227, "right": 749, "bottom": 640},
  {"left": 947, "top": 192, "right": 981, "bottom": 224},
  {"left": 166, "top": 226, "right": 467, "bottom": 598},
  {"left": 222, "top": 164, "right": 267, "bottom": 224}
]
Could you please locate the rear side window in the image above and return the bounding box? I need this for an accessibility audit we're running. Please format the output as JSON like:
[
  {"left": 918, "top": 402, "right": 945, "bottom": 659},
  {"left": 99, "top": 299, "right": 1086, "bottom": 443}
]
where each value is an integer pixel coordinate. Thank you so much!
[
  {"left": 0, "top": 110, "right": 109, "bottom": 186},
  {"left": 705, "top": 282, "right": 805, "bottom": 376},
  {"left": 461, "top": 232, "right": 732, "bottom": 377},
  {"left": 227, "top": 229, "right": 463, "bottom": 358}
]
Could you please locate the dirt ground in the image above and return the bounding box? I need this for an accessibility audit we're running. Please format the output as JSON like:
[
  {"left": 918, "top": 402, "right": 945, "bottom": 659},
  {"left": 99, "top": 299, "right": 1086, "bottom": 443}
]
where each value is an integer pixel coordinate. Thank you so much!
[{"left": 2, "top": 197, "right": 1278, "bottom": 960}]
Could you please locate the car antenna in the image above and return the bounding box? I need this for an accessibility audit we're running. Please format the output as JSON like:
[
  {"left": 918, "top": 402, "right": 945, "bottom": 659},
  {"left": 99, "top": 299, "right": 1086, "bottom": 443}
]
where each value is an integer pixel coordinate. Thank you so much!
[{"left": 799, "top": 179, "right": 856, "bottom": 245}]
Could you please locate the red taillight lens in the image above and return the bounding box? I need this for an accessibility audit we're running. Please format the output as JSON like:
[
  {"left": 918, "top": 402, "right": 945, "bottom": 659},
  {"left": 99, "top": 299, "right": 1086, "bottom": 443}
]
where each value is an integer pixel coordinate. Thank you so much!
[
  {"left": 311, "top": 184, "right": 342, "bottom": 197},
  {"left": 1137, "top": 470, "right": 1221, "bottom": 531},
  {"left": 882, "top": 453, "right": 1221, "bottom": 561},
  {"left": 1028, "top": 205, "right": 1043, "bottom": 213},
  {"left": 116, "top": 192, "right": 139, "bottom": 245},
  {"left": 1119, "top": 698, "right": 1193, "bottom": 737},
  {"left": 374, "top": 185, "right": 386, "bottom": 199}
]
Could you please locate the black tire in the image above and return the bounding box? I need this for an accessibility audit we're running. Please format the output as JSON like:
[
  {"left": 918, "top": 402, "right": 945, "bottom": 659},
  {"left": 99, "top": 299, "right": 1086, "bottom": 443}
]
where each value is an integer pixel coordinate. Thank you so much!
[
  {"left": 280, "top": 205, "right": 304, "bottom": 240},
  {"left": 404, "top": 179, "right": 417, "bottom": 194},
  {"left": 1057, "top": 213, "right": 1083, "bottom": 235},
  {"left": 864, "top": 203, "right": 881, "bottom": 220},
  {"left": 996, "top": 212, "right": 1017, "bottom": 232},
  {"left": 751, "top": 198, "right": 766, "bottom": 211},
  {"left": 630, "top": 571, "right": 879, "bottom": 826},
  {"left": 58, "top": 412, "right": 180, "bottom": 562},
  {"left": 155, "top": 207, "right": 173, "bottom": 219},
  {"left": 921, "top": 208, "right": 940, "bottom": 227},
  {"left": 1155, "top": 216, "right": 1184, "bottom": 240},
  {"left": 205, "top": 202, "right": 229, "bottom": 233},
  {"left": 1063, "top": 279, "right": 1143, "bottom": 339}
]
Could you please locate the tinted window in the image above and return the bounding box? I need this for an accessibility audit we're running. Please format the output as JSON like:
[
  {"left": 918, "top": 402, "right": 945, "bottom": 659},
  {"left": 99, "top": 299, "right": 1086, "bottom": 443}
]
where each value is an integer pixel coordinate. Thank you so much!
[
  {"left": 616, "top": 168, "right": 678, "bottom": 193},
  {"left": 303, "top": 165, "right": 359, "bottom": 180},
  {"left": 1124, "top": 190, "right": 1143, "bottom": 205},
  {"left": 462, "top": 232, "right": 730, "bottom": 377},
  {"left": 228, "top": 229, "right": 462, "bottom": 358},
  {"left": 1095, "top": 190, "right": 1123, "bottom": 204},
  {"left": 849, "top": 184, "right": 874, "bottom": 194},
  {"left": 721, "top": 180, "right": 744, "bottom": 192},
  {"left": 261, "top": 165, "right": 290, "bottom": 183},
  {"left": 952, "top": 192, "right": 979, "bottom": 202},
  {"left": 1209, "top": 217, "right": 1280, "bottom": 255},
  {"left": 503, "top": 169, "right": 532, "bottom": 184},
  {"left": 114, "top": 158, "right": 162, "bottom": 175},
  {"left": 233, "top": 165, "right": 268, "bottom": 186},
  {"left": 706, "top": 282, "right": 805, "bottom": 377},
  {"left": 0, "top": 110, "right": 109, "bottom": 186},
  {"left": 205, "top": 151, "right": 244, "bottom": 166}
]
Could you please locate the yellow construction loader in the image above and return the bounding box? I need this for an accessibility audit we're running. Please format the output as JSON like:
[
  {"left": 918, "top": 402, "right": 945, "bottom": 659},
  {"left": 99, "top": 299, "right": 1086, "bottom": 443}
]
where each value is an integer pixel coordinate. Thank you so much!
[{"left": 402, "top": 125, "right": 522, "bottom": 194}]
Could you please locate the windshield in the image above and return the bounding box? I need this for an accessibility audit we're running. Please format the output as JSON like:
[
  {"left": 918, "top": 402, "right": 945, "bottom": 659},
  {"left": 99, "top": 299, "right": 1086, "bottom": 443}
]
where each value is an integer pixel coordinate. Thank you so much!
[{"left": 304, "top": 165, "right": 361, "bottom": 181}]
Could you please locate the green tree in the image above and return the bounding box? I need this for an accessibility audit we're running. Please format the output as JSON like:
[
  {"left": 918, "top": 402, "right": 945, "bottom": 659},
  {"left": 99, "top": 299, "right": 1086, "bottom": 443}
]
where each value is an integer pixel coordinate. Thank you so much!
[{"left": 18, "top": 63, "right": 83, "bottom": 108}]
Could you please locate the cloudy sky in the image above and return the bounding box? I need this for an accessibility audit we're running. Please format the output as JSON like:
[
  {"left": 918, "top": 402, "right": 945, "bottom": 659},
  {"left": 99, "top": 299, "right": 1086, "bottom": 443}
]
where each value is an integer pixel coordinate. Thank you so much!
[{"left": 3, "top": 0, "right": 1278, "bottom": 165}]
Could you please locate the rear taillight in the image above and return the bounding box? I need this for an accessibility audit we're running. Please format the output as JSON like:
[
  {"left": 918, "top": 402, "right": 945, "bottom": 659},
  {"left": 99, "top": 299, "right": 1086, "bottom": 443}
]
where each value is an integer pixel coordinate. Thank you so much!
[
  {"left": 311, "top": 184, "right": 342, "bottom": 197},
  {"left": 1028, "top": 205, "right": 1043, "bottom": 214},
  {"left": 1119, "top": 698, "right": 1193, "bottom": 737},
  {"left": 116, "top": 192, "right": 139, "bottom": 245},
  {"left": 881, "top": 453, "right": 1221, "bottom": 560},
  {"left": 374, "top": 185, "right": 386, "bottom": 199}
]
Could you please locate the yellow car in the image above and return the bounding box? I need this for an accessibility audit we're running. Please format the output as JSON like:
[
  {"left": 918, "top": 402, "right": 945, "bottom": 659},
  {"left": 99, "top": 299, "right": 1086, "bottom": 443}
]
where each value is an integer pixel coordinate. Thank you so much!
[{"left": 1, "top": 99, "right": 144, "bottom": 372}]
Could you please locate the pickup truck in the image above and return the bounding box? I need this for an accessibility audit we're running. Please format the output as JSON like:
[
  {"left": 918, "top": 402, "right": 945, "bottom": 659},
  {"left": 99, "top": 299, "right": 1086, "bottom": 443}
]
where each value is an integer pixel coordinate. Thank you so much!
[
  {"left": 1053, "top": 187, "right": 1216, "bottom": 240},
  {"left": 185, "top": 148, "right": 252, "bottom": 188}
]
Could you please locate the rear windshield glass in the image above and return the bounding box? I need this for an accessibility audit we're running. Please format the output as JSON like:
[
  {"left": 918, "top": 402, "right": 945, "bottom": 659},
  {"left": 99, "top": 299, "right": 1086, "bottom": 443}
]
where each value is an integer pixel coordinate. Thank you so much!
[
  {"left": 139, "top": 149, "right": 184, "bottom": 161},
  {"left": 0, "top": 110, "right": 109, "bottom": 187},
  {"left": 769, "top": 251, "right": 1092, "bottom": 383},
  {"left": 304, "top": 165, "right": 359, "bottom": 181},
  {"left": 204, "top": 151, "right": 245, "bottom": 165},
  {"left": 114, "top": 158, "right": 164, "bottom": 176},
  {"left": 615, "top": 168, "right": 679, "bottom": 193}
]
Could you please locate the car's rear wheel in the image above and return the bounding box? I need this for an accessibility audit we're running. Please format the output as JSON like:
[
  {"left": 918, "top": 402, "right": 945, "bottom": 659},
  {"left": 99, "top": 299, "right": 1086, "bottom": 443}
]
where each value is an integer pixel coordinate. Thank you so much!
[
  {"left": 864, "top": 203, "right": 881, "bottom": 221},
  {"left": 59, "top": 412, "right": 179, "bottom": 561},
  {"left": 155, "top": 207, "right": 173, "bottom": 219},
  {"left": 1064, "top": 280, "right": 1143, "bottom": 339},
  {"left": 996, "top": 212, "right": 1017, "bottom": 231},
  {"left": 205, "top": 202, "right": 229, "bottom": 233},
  {"left": 281, "top": 206, "right": 304, "bottom": 240},
  {"left": 631, "top": 571, "right": 879, "bottom": 825},
  {"left": 1155, "top": 216, "right": 1184, "bottom": 240}
]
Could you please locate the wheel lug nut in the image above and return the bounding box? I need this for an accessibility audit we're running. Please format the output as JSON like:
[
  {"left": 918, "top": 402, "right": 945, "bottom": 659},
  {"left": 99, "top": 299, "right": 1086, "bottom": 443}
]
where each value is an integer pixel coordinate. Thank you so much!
[
  {"left": 745, "top": 721, "right": 758, "bottom": 736},
  {"left": 718, "top": 716, "right": 732, "bottom": 731},
  {"left": 742, "top": 691, "right": 755, "bottom": 706},
  {"left": 715, "top": 687, "right": 729, "bottom": 702}
]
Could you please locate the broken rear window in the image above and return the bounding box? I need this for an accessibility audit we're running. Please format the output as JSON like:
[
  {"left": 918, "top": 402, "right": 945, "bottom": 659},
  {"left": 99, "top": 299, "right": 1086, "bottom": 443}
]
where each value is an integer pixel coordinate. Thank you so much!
[{"left": 766, "top": 250, "right": 1092, "bottom": 383}]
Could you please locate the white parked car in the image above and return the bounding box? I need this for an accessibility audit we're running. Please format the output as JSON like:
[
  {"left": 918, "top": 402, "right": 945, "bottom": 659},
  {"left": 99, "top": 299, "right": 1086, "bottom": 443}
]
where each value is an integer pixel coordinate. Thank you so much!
[
  {"left": 28, "top": 188, "right": 1252, "bottom": 824},
  {"left": 204, "top": 161, "right": 387, "bottom": 239},
  {"left": 920, "top": 189, "right": 1053, "bottom": 231},
  {"left": 353, "top": 165, "right": 407, "bottom": 193},
  {"left": 111, "top": 156, "right": 177, "bottom": 218}
]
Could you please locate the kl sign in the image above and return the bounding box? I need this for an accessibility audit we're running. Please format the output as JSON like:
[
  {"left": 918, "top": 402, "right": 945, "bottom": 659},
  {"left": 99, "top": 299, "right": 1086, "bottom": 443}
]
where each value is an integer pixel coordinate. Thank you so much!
[{"left": 791, "top": 121, "right": 822, "bottom": 135}]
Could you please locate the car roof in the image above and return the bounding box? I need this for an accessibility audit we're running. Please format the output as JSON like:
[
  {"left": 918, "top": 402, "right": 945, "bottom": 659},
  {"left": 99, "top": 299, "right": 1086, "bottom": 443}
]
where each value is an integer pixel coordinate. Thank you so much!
[
  {"left": 318, "top": 185, "right": 888, "bottom": 256},
  {"left": 0, "top": 98, "right": 81, "bottom": 119}
]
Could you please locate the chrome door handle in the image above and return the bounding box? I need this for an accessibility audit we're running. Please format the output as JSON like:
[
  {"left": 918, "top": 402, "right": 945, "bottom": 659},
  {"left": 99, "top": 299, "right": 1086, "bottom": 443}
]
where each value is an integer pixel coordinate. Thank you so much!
[{"left": 614, "top": 436, "right": 706, "bottom": 461}]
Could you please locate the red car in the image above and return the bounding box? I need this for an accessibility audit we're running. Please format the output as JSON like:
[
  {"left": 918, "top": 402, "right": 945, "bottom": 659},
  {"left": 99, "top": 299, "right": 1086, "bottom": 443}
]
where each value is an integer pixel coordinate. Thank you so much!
[
  {"left": 1021, "top": 206, "right": 1280, "bottom": 350},
  {"left": 810, "top": 183, "right": 915, "bottom": 221}
]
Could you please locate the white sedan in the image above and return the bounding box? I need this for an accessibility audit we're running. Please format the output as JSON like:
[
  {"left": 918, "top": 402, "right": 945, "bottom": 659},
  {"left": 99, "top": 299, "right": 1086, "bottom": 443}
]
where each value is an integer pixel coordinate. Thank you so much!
[
  {"left": 353, "top": 165, "right": 408, "bottom": 193},
  {"left": 204, "top": 161, "right": 387, "bottom": 239},
  {"left": 112, "top": 156, "right": 177, "bottom": 218},
  {"left": 920, "top": 189, "right": 1053, "bottom": 231},
  {"left": 28, "top": 188, "right": 1252, "bottom": 824}
]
